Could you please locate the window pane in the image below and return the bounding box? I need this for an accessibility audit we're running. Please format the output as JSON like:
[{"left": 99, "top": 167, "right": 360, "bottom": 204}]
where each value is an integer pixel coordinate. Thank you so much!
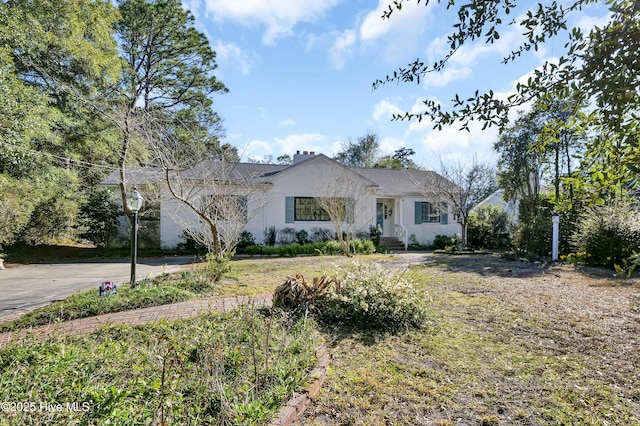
[
  {"left": 420, "top": 202, "right": 441, "bottom": 223},
  {"left": 294, "top": 197, "right": 331, "bottom": 221}
]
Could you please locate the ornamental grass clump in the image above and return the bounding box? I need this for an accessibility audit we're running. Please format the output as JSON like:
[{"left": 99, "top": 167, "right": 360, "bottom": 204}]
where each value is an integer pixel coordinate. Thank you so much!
[{"left": 313, "top": 261, "right": 431, "bottom": 330}]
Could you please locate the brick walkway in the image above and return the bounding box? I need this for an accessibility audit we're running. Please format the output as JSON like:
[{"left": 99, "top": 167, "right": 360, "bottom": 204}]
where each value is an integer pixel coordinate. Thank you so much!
[{"left": 0, "top": 294, "right": 272, "bottom": 350}]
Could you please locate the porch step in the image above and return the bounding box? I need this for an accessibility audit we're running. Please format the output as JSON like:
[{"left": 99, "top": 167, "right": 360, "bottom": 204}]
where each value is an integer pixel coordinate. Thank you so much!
[{"left": 379, "top": 237, "right": 405, "bottom": 251}]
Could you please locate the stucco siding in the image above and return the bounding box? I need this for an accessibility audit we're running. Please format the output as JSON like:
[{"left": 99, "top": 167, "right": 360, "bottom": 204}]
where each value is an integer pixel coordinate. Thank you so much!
[{"left": 400, "top": 197, "right": 460, "bottom": 246}]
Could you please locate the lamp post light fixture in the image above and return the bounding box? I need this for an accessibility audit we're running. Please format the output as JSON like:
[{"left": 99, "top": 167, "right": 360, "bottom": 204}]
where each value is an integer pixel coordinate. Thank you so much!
[{"left": 125, "top": 187, "right": 143, "bottom": 287}]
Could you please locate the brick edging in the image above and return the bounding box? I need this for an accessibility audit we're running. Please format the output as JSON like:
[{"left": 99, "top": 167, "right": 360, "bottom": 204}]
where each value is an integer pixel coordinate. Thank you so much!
[{"left": 270, "top": 344, "right": 330, "bottom": 426}]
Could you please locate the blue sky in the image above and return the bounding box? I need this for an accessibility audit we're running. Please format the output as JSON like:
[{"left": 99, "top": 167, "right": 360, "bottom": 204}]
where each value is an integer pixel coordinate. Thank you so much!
[{"left": 183, "top": 0, "right": 608, "bottom": 169}]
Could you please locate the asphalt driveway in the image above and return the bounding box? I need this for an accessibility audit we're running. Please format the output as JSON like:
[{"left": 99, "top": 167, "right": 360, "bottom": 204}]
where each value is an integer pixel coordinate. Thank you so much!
[{"left": 0, "top": 257, "right": 192, "bottom": 322}]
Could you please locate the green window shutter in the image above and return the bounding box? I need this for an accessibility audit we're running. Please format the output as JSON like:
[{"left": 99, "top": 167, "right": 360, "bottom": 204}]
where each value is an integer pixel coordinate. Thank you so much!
[
  {"left": 440, "top": 202, "right": 448, "bottom": 224},
  {"left": 285, "top": 197, "right": 294, "bottom": 223},
  {"left": 415, "top": 202, "right": 422, "bottom": 224}
]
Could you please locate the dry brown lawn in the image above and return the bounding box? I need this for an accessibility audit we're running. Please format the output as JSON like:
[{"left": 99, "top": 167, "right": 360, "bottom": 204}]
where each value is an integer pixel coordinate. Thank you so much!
[{"left": 297, "top": 253, "right": 640, "bottom": 425}]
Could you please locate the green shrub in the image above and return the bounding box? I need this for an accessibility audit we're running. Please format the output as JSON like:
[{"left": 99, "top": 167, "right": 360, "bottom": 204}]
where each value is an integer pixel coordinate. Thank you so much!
[
  {"left": 570, "top": 202, "right": 640, "bottom": 268},
  {"left": 176, "top": 271, "right": 212, "bottom": 293},
  {"left": 296, "top": 229, "right": 309, "bottom": 245},
  {"left": 321, "top": 240, "right": 343, "bottom": 255},
  {"left": 263, "top": 226, "right": 276, "bottom": 246},
  {"left": 467, "top": 205, "right": 511, "bottom": 249},
  {"left": 432, "top": 234, "right": 456, "bottom": 250},
  {"left": 177, "top": 231, "right": 206, "bottom": 252},
  {"left": 238, "top": 239, "right": 375, "bottom": 257},
  {"left": 310, "top": 227, "right": 333, "bottom": 242},
  {"left": 350, "top": 238, "right": 376, "bottom": 254},
  {"left": 203, "top": 252, "right": 232, "bottom": 281},
  {"left": 79, "top": 188, "right": 120, "bottom": 247},
  {"left": 237, "top": 231, "right": 255, "bottom": 249},
  {"left": 242, "top": 244, "right": 263, "bottom": 256},
  {"left": 278, "top": 227, "right": 296, "bottom": 245},
  {"left": 512, "top": 196, "right": 553, "bottom": 259},
  {"left": 313, "top": 261, "right": 431, "bottom": 330},
  {"left": 369, "top": 225, "right": 382, "bottom": 247}
]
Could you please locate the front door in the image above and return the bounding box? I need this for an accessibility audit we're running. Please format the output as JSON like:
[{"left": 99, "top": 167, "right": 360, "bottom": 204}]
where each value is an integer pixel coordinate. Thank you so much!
[
  {"left": 376, "top": 200, "right": 394, "bottom": 237},
  {"left": 376, "top": 202, "right": 384, "bottom": 233}
]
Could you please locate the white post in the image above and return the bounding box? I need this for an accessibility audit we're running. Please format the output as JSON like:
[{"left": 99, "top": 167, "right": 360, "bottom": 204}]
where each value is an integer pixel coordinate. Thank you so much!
[{"left": 552, "top": 212, "right": 560, "bottom": 261}]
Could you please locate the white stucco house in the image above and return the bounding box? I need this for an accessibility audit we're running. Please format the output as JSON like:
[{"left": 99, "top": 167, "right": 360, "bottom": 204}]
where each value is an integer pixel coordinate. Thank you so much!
[
  {"left": 472, "top": 189, "right": 519, "bottom": 223},
  {"left": 100, "top": 151, "right": 460, "bottom": 250}
]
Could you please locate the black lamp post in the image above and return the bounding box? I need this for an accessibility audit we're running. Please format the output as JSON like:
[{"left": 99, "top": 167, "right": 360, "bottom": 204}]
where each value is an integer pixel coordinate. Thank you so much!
[{"left": 125, "top": 187, "right": 143, "bottom": 287}]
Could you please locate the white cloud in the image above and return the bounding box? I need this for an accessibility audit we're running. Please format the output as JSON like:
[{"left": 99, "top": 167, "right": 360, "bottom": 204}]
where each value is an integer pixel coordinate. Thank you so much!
[
  {"left": 357, "top": 0, "right": 434, "bottom": 64},
  {"left": 378, "top": 136, "right": 405, "bottom": 156},
  {"left": 240, "top": 139, "right": 274, "bottom": 160},
  {"left": 359, "top": 0, "right": 432, "bottom": 43},
  {"left": 274, "top": 133, "right": 329, "bottom": 155},
  {"left": 425, "top": 67, "right": 472, "bottom": 87},
  {"left": 450, "top": 26, "right": 524, "bottom": 69},
  {"left": 372, "top": 99, "right": 403, "bottom": 123},
  {"left": 214, "top": 41, "right": 257, "bottom": 75},
  {"left": 328, "top": 29, "right": 356, "bottom": 69},
  {"left": 404, "top": 97, "right": 438, "bottom": 134},
  {"left": 328, "top": 139, "right": 345, "bottom": 156},
  {"left": 571, "top": 4, "right": 611, "bottom": 33},
  {"left": 279, "top": 119, "right": 297, "bottom": 126},
  {"left": 203, "top": 0, "right": 342, "bottom": 45},
  {"left": 419, "top": 122, "right": 498, "bottom": 166}
]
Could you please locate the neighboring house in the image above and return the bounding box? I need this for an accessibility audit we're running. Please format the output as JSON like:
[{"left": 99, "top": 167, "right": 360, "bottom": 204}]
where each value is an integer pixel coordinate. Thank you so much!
[
  {"left": 473, "top": 189, "right": 519, "bottom": 223},
  {"left": 100, "top": 151, "right": 459, "bottom": 250}
]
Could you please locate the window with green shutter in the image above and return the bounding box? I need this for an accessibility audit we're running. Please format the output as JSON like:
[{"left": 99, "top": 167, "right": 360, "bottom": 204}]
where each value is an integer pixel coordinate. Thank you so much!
[{"left": 415, "top": 201, "right": 448, "bottom": 224}]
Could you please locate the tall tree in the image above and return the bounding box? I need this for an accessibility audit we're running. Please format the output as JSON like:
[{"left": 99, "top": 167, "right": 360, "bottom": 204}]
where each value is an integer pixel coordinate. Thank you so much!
[
  {"left": 494, "top": 110, "right": 546, "bottom": 207},
  {"left": 113, "top": 0, "right": 229, "bottom": 215},
  {"left": 0, "top": 0, "right": 122, "bottom": 246},
  {"left": 334, "top": 133, "right": 379, "bottom": 167},
  {"left": 2, "top": 0, "right": 122, "bottom": 175}
]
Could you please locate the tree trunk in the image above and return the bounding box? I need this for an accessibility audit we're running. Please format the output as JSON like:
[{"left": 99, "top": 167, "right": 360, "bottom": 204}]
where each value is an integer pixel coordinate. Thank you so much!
[
  {"left": 207, "top": 220, "right": 221, "bottom": 256},
  {"left": 461, "top": 220, "right": 468, "bottom": 248}
]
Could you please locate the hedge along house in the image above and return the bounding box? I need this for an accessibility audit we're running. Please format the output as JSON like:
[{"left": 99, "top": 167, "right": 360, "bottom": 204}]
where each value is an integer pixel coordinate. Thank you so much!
[{"left": 99, "top": 152, "right": 459, "bottom": 250}]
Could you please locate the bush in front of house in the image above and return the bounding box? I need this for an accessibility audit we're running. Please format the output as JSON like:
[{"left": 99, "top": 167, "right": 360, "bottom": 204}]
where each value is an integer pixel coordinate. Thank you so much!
[
  {"left": 237, "top": 239, "right": 375, "bottom": 257},
  {"left": 237, "top": 231, "right": 255, "bottom": 249},
  {"left": 309, "top": 227, "right": 333, "bottom": 242},
  {"left": 349, "top": 238, "right": 376, "bottom": 254},
  {"left": 570, "top": 201, "right": 640, "bottom": 268},
  {"left": 432, "top": 234, "right": 457, "bottom": 250},
  {"left": 263, "top": 226, "right": 276, "bottom": 246},
  {"left": 296, "top": 229, "right": 309, "bottom": 244},
  {"left": 467, "top": 204, "right": 511, "bottom": 249},
  {"left": 313, "top": 261, "right": 431, "bottom": 330},
  {"left": 277, "top": 227, "right": 296, "bottom": 245}
]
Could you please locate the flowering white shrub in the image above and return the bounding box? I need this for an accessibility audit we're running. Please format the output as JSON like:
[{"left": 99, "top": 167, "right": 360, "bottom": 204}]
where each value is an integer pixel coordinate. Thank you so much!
[{"left": 313, "top": 261, "right": 431, "bottom": 330}]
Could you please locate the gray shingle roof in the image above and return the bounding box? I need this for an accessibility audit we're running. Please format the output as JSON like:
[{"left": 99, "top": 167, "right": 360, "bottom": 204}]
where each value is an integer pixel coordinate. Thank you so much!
[
  {"left": 99, "top": 156, "right": 450, "bottom": 197},
  {"left": 353, "top": 167, "right": 449, "bottom": 197}
]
